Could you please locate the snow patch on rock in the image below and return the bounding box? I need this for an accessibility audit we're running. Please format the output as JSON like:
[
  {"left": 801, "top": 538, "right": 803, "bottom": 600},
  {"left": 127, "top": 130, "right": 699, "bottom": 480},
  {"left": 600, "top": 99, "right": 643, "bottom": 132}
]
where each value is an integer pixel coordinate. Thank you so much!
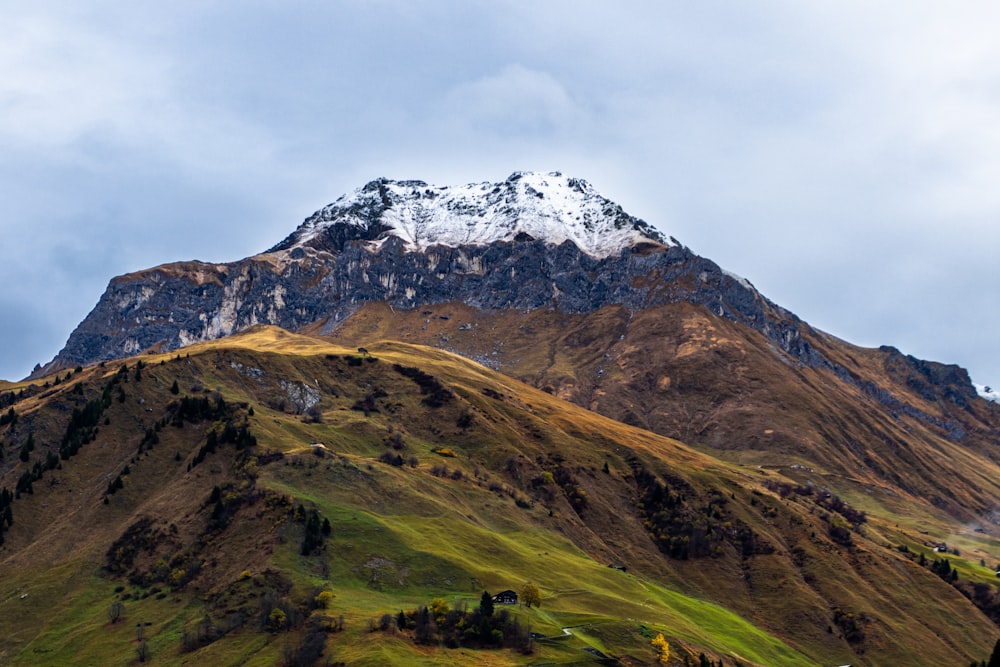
[
  {"left": 975, "top": 383, "right": 1000, "bottom": 403},
  {"left": 723, "top": 269, "right": 756, "bottom": 293},
  {"left": 282, "top": 171, "right": 669, "bottom": 258}
]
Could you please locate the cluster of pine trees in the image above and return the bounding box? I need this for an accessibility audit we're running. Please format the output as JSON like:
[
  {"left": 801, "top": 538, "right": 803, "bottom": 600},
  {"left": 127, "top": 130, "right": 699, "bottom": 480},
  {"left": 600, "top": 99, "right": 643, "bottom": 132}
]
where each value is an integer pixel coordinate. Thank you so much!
[
  {"left": 378, "top": 592, "right": 533, "bottom": 653},
  {"left": 292, "top": 504, "right": 331, "bottom": 556}
]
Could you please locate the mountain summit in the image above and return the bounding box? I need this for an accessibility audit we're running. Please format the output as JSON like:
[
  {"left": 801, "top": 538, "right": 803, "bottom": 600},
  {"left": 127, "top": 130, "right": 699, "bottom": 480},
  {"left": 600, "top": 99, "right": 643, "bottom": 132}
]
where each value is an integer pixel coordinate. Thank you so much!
[
  {"left": 39, "top": 172, "right": 804, "bottom": 377},
  {"left": 271, "top": 171, "right": 670, "bottom": 258}
]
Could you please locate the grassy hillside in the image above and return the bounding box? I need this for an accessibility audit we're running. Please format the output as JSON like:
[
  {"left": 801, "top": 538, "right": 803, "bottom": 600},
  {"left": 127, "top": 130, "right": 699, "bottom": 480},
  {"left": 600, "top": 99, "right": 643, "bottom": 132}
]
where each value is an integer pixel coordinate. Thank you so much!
[
  {"left": 330, "top": 301, "right": 1000, "bottom": 518},
  {"left": 0, "top": 326, "right": 997, "bottom": 666}
]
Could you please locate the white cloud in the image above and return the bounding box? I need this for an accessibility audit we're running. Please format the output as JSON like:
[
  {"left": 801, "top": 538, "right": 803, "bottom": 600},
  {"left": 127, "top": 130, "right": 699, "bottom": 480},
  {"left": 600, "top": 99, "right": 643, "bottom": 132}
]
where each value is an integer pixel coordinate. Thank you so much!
[
  {"left": 0, "top": 6, "right": 281, "bottom": 184},
  {"left": 443, "top": 65, "right": 582, "bottom": 137},
  {"left": 0, "top": 11, "right": 163, "bottom": 150}
]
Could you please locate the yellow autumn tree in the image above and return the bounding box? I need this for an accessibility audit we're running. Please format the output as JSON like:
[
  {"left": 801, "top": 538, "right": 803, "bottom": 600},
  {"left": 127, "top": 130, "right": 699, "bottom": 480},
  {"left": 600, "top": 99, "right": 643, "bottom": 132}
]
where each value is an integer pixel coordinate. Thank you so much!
[
  {"left": 429, "top": 597, "right": 450, "bottom": 625},
  {"left": 268, "top": 607, "right": 286, "bottom": 631},
  {"left": 520, "top": 581, "right": 542, "bottom": 608},
  {"left": 651, "top": 632, "right": 669, "bottom": 663}
]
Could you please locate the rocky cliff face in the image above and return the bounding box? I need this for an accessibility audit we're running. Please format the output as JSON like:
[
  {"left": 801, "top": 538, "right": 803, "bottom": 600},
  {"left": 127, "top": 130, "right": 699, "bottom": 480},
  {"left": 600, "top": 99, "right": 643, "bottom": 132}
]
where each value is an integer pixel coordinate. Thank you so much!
[
  {"left": 43, "top": 239, "right": 813, "bottom": 374},
  {"left": 28, "top": 173, "right": 860, "bottom": 385}
]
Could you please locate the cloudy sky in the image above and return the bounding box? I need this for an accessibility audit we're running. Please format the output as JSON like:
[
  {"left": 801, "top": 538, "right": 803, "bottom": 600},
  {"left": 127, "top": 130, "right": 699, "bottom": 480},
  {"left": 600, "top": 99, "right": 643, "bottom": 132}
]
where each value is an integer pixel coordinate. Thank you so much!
[{"left": 1, "top": 2, "right": 998, "bottom": 388}]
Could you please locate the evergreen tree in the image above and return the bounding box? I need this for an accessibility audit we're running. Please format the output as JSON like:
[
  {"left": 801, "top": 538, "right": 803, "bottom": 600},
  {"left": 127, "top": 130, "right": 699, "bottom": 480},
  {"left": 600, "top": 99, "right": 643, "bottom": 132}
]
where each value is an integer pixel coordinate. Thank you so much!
[
  {"left": 300, "top": 509, "right": 325, "bottom": 555},
  {"left": 479, "top": 590, "right": 494, "bottom": 617},
  {"left": 106, "top": 475, "right": 123, "bottom": 495},
  {"left": 170, "top": 379, "right": 179, "bottom": 395},
  {"left": 414, "top": 606, "right": 436, "bottom": 645},
  {"left": 205, "top": 429, "right": 218, "bottom": 453}
]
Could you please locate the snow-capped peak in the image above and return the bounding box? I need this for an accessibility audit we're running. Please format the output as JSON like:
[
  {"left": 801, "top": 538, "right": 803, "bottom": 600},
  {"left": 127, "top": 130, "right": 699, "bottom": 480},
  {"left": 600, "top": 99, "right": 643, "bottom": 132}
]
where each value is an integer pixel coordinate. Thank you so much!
[{"left": 274, "top": 171, "right": 670, "bottom": 258}]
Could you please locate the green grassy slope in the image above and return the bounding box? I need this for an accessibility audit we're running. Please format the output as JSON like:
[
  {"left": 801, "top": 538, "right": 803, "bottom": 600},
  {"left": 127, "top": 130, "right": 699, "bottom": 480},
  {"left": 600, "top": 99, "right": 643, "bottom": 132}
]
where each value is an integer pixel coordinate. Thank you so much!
[{"left": 0, "top": 327, "right": 996, "bottom": 666}]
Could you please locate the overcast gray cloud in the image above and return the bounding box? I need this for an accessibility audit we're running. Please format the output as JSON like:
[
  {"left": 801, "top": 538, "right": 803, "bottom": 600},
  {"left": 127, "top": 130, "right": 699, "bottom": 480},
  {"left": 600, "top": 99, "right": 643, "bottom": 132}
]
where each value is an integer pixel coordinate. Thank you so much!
[{"left": 1, "top": 1, "right": 998, "bottom": 389}]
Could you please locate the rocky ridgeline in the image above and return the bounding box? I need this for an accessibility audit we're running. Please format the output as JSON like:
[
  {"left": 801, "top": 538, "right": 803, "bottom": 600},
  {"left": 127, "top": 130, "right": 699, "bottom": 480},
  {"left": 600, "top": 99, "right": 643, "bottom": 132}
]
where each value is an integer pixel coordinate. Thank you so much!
[{"left": 35, "top": 172, "right": 831, "bottom": 378}]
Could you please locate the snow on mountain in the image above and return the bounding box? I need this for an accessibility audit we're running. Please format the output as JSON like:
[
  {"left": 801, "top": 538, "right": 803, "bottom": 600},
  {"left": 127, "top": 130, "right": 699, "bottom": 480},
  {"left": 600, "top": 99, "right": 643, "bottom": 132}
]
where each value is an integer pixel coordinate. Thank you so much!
[
  {"left": 281, "top": 171, "right": 670, "bottom": 258},
  {"left": 975, "top": 383, "right": 1000, "bottom": 403}
]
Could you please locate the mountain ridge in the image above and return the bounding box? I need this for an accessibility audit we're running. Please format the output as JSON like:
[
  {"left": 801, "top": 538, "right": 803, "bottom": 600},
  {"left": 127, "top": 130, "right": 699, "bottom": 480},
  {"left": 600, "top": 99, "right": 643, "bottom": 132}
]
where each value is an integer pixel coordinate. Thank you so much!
[
  {"left": 29, "top": 174, "right": 995, "bottom": 524},
  {"left": 33, "top": 173, "right": 826, "bottom": 385},
  {"left": 28, "top": 173, "right": 994, "bottom": 510}
]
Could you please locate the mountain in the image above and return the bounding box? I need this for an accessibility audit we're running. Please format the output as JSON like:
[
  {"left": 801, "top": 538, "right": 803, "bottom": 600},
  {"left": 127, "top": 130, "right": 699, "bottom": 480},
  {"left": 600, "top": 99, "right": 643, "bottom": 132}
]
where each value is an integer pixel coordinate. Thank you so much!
[
  {"left": 35, "top": 171, "right": 998, "bottom": 519},
  {"left": 6, "top": 172, "right": 1000, "bottom": 665},
  {"left": 36, "top": 172, "right": 815, "bottom": 378}
]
